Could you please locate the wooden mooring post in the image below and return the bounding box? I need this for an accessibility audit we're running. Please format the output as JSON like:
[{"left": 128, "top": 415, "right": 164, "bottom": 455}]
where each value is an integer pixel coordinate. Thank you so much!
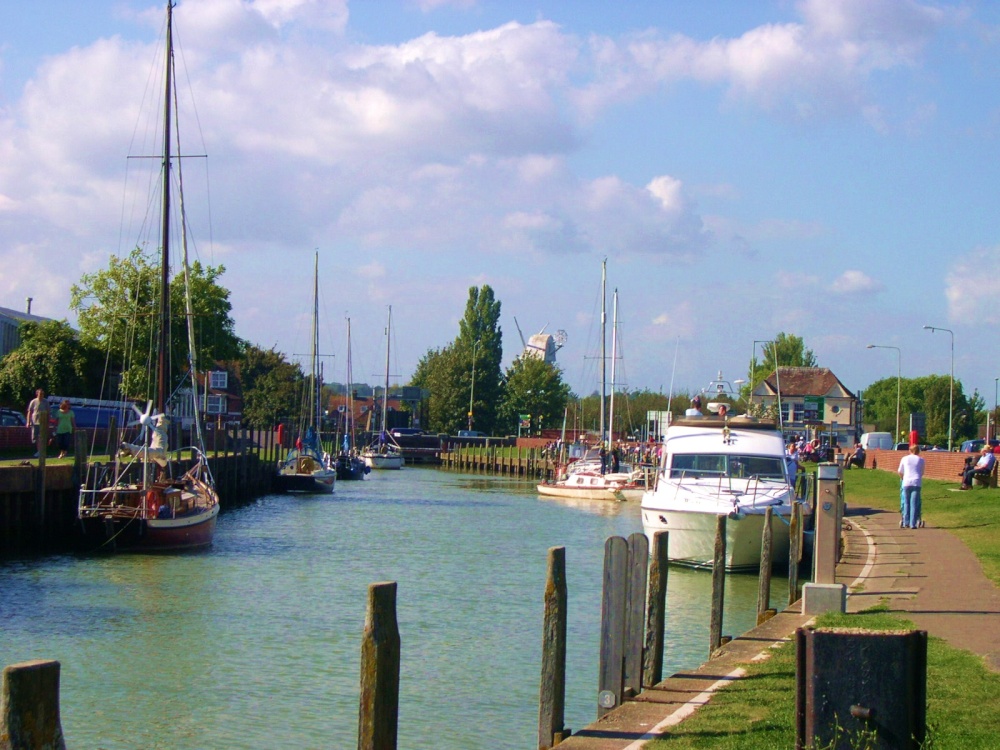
[
  {"left": 788, "top": 501, "right": 803, "bottom": 606},
  {"left": 597, "top": 532, "right": 648, "bottom": 717},
  {"left": 709, "top": 515, "right": 727, "bottom": 657},
  {"left": 757, "top": 506, "right": 776, "bottom": 625},
  {"left": 642, "top": 531, "right": 669, "bottom": 688},
  {"left": 538, "top": 547, "right": 568, "bottom": 749},
  {"left": 358, "top": 581, "right": 400, "bottom": 750},
  {"left": 1, "top": 659, "right": 67, "bottom": 750}
]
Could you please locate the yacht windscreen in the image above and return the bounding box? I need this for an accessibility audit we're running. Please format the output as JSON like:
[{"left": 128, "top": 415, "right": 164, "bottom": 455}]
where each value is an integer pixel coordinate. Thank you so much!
[{"left": 670, "top": 454, "right": 786, "bottom": 480}]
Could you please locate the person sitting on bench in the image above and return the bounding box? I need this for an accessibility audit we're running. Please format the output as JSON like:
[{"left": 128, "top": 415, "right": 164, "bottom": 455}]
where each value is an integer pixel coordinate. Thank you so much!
[
  {"left": 844, "top": 442, "right": 866, "bottom": 469},
  {"left": 961, "top": 446, "right": 996, "bottom": 489}
]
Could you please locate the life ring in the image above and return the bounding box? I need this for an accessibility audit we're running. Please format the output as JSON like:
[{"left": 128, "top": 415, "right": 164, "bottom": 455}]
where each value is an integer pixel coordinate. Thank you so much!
[{"left": 146, "top": 489, "right": 161, "bottom": 515}]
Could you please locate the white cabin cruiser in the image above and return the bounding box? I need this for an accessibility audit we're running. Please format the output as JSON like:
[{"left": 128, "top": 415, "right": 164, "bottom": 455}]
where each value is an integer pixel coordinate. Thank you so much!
[{"left": 640, "top": 415, "right": 802, "bottom": 571}]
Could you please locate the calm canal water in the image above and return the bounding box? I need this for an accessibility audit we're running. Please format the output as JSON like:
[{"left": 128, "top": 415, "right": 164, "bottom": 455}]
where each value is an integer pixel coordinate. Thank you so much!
[{"left": 1, "top": 467, "right": 780, "bottom": 749}]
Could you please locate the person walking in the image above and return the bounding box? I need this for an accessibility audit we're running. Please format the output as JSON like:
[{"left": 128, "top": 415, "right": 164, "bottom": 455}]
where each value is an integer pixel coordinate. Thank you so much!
[
  {"left": 55, "top": 399, "right": 76, "bottom": 459},
  {"left": 26, "top": 388, "right": 49, "bottom": 458},
  {"left": 897, "top": 444, "right": 925, "bottom": 529}
]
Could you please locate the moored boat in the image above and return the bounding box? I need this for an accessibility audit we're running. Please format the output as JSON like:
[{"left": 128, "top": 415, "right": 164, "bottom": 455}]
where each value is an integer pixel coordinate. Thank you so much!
[
  {"left": 361, "top": 306, "right": 404, "bottom": 470},
  {"left": 274, "top": 252, "right": 336, "bottom": 494},
  {"left": 77, "top": 2, "right": 219, "bottom": 552},
  {"left": 640, "top": 414, "right": 802, "bottom": 571}
]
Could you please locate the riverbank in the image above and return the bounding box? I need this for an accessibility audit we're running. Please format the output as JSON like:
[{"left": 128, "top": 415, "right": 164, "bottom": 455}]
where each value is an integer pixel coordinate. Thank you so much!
[{"left": 556, "top": 470, "right": 1000, "bottom": 747}]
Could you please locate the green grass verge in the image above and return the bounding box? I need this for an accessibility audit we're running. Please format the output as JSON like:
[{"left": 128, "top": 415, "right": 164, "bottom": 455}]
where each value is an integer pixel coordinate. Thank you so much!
[
  {"left": 646, "top": 608, "right": 1000, "bottom": 748},
  {"left": 644, "top": 467, "right": 1000, "bottom": 747},
  {"left": 836, "top": 467, "right": 1000, "bottom": 587}
]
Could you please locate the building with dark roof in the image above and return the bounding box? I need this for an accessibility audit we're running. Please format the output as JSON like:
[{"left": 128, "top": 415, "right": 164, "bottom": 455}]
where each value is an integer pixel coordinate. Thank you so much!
[{"left": 750, "top": 366, "right": 858, "bottom": 446}]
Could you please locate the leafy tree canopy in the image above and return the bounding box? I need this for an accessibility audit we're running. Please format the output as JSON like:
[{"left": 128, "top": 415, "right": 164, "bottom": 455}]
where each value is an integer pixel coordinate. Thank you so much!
[
  {"left": 497, "top": 355, "right": 571, "bottom": 436},
  {"left": 70, "top": 247, "right": 241, "bottom": 400},
  {"left": 237, "top": 344, "right": 304, "bottom": 428},
  {"left": 862, "top": 374, "right": 980, "bottom": 446},
  {"left": 0, "top": 320, "right": 104, "bottom": 407}
]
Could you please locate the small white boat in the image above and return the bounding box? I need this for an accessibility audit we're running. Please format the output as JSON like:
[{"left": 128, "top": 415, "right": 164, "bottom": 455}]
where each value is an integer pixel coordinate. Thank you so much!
[
  {"left": 640, "top": 414, "right": 801, "bottom": 571},
  {"left": 360, "top": 306, "right": 405, "bottom": 470},
  {"left": 537, "top": 471, "right": 626, "bottom": 501}
]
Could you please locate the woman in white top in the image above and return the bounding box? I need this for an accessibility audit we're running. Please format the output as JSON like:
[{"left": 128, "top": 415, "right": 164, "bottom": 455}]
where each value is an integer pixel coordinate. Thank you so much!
[{"left": 897, "top": 444, "right": 925, "bottom": 529}]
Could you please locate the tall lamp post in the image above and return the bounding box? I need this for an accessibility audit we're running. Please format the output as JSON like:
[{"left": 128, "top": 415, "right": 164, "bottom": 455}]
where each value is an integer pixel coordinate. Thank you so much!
[
  {"left": 866, "top": 344, "right": 901, "bottom": 444},
  {"left": 467, "top": 340, "right": 479, "bottom": 431},
  {"left": 923, "top": 325, "right": 954, "bottom": 451},
  {"left": 986, "top": 378, "right": 1000, "bottom": 439}
]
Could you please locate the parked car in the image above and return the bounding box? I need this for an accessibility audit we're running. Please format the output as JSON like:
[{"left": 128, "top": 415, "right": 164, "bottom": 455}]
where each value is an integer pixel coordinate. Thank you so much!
[
  {"left": 0, "top": 408, "right": 26, "bottom": 427},
  {"left": 457, "top": 430, "right": 485, "bottom": 437},
  {"left": 860, "top": 432, "right": 893, "bottom": 451},
  {"left": 961, "top": 439, "right": 1000, "bottom": 453}
]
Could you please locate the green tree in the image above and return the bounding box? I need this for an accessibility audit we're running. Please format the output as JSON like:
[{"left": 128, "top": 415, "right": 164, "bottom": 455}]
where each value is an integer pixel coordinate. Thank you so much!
[
  {"left": 0, "top": 320, "right": 104, "bottom": 406},
  {"left": 746, "top": 332, "right": 818, "bottom": 402},
  {"left": 237, "top": 345, "right": 304, "bottom": 428},
  {"left": 70, "top": 247, "right": 241, "bottom": 401},
  {"left": 410, "top": 285, "right": 503, "bottom": 435},
  {"left": 862, "top": 374, "right": 979, "bottom": 447},
  {"left": 497, "top": 356, "right": 571, "bottom": 436}
]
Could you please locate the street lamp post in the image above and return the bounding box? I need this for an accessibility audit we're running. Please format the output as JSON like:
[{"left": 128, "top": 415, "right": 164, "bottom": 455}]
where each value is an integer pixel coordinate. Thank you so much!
[
  {"left": 866, "top": 344, "right": 901, "bottom": 444},
  {"left": 986, "top": 378, "right": 1000, "bottom": 439},
  {"left": 923, "top": 325, "right": 954, "bottom": 451},
  {"left": 467, "top": 340, "right": 479, "bottom": 431}
]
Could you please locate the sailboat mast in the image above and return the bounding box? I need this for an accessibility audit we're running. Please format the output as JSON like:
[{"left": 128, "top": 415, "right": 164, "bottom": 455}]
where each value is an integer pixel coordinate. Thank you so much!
[
  {"left": 609, "top": 288, "right": 618, "bottom": 450},
  {"left": 599, "top": 259, "right": 606, "bottom": 448},
  {"left": 381, "top": 306, "right": 391, "bottom": 435},
  {"left": 157, "top": 1, "right": 174, "bottom": 415},
  {"left": 310, "top": 251, "right": 319, "bottom": 428}
]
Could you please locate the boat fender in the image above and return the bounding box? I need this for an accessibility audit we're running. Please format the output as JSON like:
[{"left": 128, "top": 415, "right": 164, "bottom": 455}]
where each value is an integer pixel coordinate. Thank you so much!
[{"left": 145, "top": 489, "right": 160, "bottom": 516}]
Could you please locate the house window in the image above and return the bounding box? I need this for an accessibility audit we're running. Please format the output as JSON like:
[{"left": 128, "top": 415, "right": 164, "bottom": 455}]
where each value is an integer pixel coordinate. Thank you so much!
[
  {"left": 210, "top": 371, "right": 228, "bottom": 389},
  {"left": 206, "top": 395, "right": 226, "bottom": 414}
]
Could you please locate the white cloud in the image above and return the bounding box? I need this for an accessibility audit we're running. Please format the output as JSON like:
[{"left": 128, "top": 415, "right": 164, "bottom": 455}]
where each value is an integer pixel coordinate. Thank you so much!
[
  {"left": 831, "top": 269, "right": 884, "bottom": 294},
  {"left": 945, "top": 248, "right": 1000, "bottom": 324},
  {"left": 573, "top": 0, "right": 951, "bottom": 122}
]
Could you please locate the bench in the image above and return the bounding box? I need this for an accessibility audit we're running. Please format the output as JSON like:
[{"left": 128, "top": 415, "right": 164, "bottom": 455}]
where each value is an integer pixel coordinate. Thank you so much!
[{"left": 972, "top": 463, "right": 999, "bottom": 489}]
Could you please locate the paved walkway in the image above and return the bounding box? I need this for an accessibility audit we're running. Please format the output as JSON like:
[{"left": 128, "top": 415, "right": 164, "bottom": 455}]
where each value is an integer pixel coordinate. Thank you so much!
[{"left": 555, "top": 505, "right": 1000, "bottom": 749}]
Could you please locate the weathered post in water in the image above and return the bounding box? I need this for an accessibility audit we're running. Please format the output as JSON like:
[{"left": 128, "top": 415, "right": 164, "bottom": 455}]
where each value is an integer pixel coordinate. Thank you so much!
[
  {"left": 757, "top": 506, "right": 775, "bottom": 625},
  {"left": 1, "top": 659, "right": 67, "bottom": 750},
  {"left": 358, "top": 582, "right": 400, "bottom": 750},
  {"left": 538, "top": 547, "right": 568, "bottom": 749},
  {"left": 642, "top": 531, "right": 669, "bottom": 688},
  {"left": 788, "top": 501, "right": 802, "bottom": 606},
  {"left": 709, "top": 515, "right": 727, "bottom": 657},
  {"left": 623, "top": 532, "right": 649, "bottom": 697}
]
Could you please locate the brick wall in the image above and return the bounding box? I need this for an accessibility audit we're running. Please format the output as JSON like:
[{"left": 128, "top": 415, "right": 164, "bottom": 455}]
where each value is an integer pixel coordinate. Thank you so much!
[{"left": 866, "top": 448, "right": 978, "bottom": 482}]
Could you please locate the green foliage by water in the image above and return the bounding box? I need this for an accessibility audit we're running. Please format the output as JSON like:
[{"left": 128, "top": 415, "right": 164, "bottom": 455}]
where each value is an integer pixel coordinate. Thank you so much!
[
  {"left": 0, "top": 319, "right": 104, "bottom": 406},
  {"left": 861, "top": 375, "right": 984, "bottom": 446}
]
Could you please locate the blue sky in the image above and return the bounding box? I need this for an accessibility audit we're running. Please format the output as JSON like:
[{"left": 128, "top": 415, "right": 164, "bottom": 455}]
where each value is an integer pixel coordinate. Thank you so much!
[{"left": 2, "top": 0, "right": 999, "bottom": 409}]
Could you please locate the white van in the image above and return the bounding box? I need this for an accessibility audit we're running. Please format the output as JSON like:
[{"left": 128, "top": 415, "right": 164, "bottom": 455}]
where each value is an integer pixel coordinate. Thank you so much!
[{"left": 860, "top": 432, "right": 893, "bottom": 451}]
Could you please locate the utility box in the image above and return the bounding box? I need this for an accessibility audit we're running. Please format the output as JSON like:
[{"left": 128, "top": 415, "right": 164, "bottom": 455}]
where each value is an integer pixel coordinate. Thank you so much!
[
  {"left": 813, "top": 463, "right": 843, "bottom": 584},
  {"left": 796, "top": 628, "right": 927, "bottom": 749}
]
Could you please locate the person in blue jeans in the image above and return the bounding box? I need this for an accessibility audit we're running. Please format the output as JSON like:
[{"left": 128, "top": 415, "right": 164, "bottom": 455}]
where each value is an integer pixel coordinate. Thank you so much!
[{"left": 896, "top": 444, "right": 925, "bottom": 528}]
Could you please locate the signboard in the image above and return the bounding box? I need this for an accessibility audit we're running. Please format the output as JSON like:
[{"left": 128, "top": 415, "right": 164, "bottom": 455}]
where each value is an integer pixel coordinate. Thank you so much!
[
  {"left": 803, "top": 396, "right": 825, "bottom": 419},
  {"left": 519, "top": 414, "right": 531, "bottom": 428}
]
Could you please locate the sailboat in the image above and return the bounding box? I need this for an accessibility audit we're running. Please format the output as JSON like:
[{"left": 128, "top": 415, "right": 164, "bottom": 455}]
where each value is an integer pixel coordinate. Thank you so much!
[
  {"left": 360, "top": 306, "right": 404, "bottom": 470},
  {"left": 334, "top": 317, "right": 369, "bottom": 480},
  {"left": 274, "top": 252, "right": 337, "bottom": 493},
  {"left": 537, "top": 262, "right": 644, "bottom": 502},
  {"left": 77, "top": 1, "right": 219, "bottom": 551}
]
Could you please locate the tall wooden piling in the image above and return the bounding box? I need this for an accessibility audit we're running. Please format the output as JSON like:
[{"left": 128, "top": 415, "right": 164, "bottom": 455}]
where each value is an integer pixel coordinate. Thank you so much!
[
  {"left": 597, "top": 536, "right": 628, "bottom": 717},
  {"left": 538, "top": 547, "right": 568, "bottom": 749},
  {"left": 788, "top": 501, "right": 802, "bottom": 606},
  {"left": 1, "top": 659, "right": 66, "bottom": 750},
  {"left": 709, "top": 515, "right": 727, "bottom": 657},
  {"left": 642, "top": 531, "right": 669, "bottom": 689},
  {"left": 358, "top": 581, "right": 400, "bottom": 750},
  {"left": 623, "top": 532, "right": 649, "bottom": 697},
  {"left": 757, "top": 507, "right": 775, "bottom": 625}
]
